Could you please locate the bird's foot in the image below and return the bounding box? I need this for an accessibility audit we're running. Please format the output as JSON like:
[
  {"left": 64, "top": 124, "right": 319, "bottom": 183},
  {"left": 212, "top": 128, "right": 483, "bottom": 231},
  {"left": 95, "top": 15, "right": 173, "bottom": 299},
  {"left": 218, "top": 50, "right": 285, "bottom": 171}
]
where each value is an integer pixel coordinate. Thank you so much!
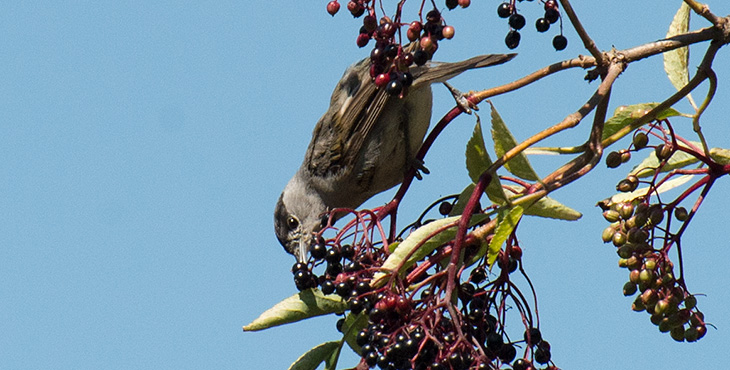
[{"left": 411, "top": 158, "right": 430, "bottom": 180}]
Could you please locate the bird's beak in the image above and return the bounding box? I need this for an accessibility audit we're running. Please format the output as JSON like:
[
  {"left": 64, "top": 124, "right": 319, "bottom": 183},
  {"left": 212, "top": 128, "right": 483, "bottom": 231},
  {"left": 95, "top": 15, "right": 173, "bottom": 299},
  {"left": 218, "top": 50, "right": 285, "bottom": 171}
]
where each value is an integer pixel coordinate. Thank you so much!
[{"left": 296, "top": 236, "right": 310, "bottom": 264}]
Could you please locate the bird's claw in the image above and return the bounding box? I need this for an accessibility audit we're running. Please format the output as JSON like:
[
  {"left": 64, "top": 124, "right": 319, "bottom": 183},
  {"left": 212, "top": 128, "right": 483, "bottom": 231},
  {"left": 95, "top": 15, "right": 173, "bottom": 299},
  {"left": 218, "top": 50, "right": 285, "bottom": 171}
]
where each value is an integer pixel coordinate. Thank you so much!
[{"left": 411, "top": 158, "right": 430, "bottom": 180}]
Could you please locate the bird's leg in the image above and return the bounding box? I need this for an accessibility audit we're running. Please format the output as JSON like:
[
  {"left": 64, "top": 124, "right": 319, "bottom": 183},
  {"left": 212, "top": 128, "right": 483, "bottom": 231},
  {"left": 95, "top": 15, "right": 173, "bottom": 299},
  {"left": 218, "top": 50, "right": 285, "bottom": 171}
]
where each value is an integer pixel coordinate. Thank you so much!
[{"left": 443, "top": 82, "right": 478, "bottom": 114}]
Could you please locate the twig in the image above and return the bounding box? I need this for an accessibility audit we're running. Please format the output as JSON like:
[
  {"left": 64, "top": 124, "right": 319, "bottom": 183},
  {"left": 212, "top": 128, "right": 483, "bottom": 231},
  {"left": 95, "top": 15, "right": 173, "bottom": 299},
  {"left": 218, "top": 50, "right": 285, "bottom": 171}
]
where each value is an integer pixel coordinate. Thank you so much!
[{"left": 559, "top": 0, "right": 604, "bottom": 63}]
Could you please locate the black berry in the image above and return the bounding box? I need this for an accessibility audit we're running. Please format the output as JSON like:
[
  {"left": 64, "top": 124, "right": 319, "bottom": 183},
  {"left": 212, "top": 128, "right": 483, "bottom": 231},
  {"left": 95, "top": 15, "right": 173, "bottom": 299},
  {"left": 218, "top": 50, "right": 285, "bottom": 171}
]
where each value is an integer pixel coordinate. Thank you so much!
[
  {"left": 553, "top": 35, "right": 568, "bottom": 50},
  {"left": 505, "top": 30, "right": 521, "bottom": 49},
  {"left": 545, "top": 8, "right": 560, "bottom": 24},
  {"left": 535, "top": 18, "right": 550, "bottom": 32},
  {"left": 497, "top": 3, "right": 512, "bottom": 18},
  {"left": 509, "top": 13, "right": 526, "bottom": 30},
  {"left": 386, "top": 80, "right": 403, "bottom": 96}
]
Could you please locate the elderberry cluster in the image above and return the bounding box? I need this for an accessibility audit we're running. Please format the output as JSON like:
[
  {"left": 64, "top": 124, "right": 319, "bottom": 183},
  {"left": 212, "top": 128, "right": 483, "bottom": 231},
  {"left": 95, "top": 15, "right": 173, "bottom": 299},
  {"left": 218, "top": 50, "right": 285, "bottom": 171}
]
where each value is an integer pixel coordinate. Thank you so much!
[
  {"left": 291, "top": 192, "right": 559, "bottom": 369},
  {"left": 600, "top": 123, "right": 708, "bottom": 342},
  {"left": 326, "top": 2, "right": 457, "bottom": 97},
  {"left": 498, "top": 0, "right": 567, "bottom": 50},
  {"left": 599, "top": 199, "right": 707, "bottom": 342}
]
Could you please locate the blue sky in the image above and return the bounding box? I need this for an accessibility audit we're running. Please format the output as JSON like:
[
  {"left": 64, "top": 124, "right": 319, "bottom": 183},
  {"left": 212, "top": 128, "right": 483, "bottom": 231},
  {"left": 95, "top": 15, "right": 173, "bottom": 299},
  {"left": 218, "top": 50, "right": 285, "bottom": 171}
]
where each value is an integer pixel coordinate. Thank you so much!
[{"left": 1, "top": 1, "right": 728, "bottom": 369}]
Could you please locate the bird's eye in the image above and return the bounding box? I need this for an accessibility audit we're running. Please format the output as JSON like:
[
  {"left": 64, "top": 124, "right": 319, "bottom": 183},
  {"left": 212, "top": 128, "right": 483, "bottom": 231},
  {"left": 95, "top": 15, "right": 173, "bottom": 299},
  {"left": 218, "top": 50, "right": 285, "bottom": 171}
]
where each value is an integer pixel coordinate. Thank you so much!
[{"left": 287, "top": 216, "right": 299, "bottom": 230}]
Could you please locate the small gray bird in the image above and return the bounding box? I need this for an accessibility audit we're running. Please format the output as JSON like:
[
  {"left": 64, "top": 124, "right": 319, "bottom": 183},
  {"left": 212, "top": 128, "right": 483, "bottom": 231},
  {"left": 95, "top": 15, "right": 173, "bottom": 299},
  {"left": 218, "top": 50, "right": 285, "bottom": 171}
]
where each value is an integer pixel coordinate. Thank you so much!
[{"left": 275, "top": 52, "right": 515, "bottom": 263}]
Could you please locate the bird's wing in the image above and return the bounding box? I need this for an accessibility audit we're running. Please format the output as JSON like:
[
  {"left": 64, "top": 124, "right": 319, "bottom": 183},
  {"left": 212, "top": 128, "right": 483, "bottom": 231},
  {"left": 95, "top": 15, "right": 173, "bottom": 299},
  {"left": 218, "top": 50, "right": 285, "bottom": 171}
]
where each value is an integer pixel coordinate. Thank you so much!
[
  {"left": 303, "top": 52, "right": 517, "bottom": 179},
  {"left": 304, "top": 56, "right": 390, "bottom": 179}
]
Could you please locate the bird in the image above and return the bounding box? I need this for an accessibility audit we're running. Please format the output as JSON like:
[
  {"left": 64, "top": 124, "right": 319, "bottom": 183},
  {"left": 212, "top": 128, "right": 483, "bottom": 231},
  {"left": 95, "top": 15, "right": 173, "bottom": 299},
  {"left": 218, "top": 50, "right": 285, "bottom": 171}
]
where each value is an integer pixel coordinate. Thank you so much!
[{"left": 274, "top": 51, "right": 515, "bottom": 263}]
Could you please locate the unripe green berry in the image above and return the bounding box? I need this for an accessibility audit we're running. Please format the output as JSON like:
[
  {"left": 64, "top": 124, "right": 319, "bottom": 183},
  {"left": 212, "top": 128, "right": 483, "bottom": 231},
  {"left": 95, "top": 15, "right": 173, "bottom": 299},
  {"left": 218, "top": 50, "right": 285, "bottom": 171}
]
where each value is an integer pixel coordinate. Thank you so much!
[
  {"left": 617, "top": 245, "right": 633, "bottom": 258},
  {"left": 667, "top": 311, "right": 687, "bottom": 327},
  {"left": 603, "top": 210, "right": 620, "bottom": 222},
  {"left": 654, "top": 299, "right": 670, "bottom": 315},
  {"left": 616, "top": 176, "right": 639, "bottom": 192},
  {"left": 632, "top": 297, "right": 646, "bottom": 312},
  {"left": 641, "top": 289, "right": 658, "bottom": 305},
  {"left": 658, "top": 318, "right": 673, "bottom": 333},
  {"left": 648, "top": 206, "right": 664, "bottom": 226},
  {"left": 684, "top": 326, "right": 699, "bottom": 342},
  {"left": 644, "top": 259, "right": 657, "bottom": 271},
  {"left": 684, "top": 295, "right": 697, "bottom": 309},
  {"left": 602, "top": 226, "right": 616, "bottom": 243},
  {"left": 623, "top": 281, "right": 637, "bottom": 296},
  {"left": 627, "top": 256, "right": 642, "bottom": 270},
  {"left": 629, "top": 269, "right": 641, "bottom": 283},
  {"left": 619, "top": 203, "right": 634, "bottom": 219},
  {"left": 655, "top": 144, "right": 672, "bottom": 161},
  {"left": 650, "top": 313, "right": 664, "bottom": 326},
  {"left": 605, "top": 151, "right": 622, "bottom": 168},
  {"left": 674, "top": 206, "right": 689, "bottom": 221},
  {"left": 612, "top": 231, "right": 627, "bottom": 246},
  {"left": 639, "top": 269, "right": 654, "bottom": 284},
  {"left": 620, "top": 150, "right": 631, "bottom": 163},
  {"left": 633, "top": 132, "right": 649, "bottom": 149},
  {"left": 670, "top": 326, "right": 685, "bottom": 342}
]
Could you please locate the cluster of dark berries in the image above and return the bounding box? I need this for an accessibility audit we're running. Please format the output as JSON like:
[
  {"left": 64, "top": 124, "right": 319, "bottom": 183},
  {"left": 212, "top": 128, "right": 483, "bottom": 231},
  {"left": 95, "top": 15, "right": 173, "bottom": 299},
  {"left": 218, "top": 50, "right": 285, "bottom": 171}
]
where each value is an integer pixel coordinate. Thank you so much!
[
  {"left": 498, "top": 0, "right": 567, "bottom": 50},
  {"left": 291, "top": 193, "right": 558, "bottom": 369},
  {"left": 599, "top": 199, "right": 707, "bottom": 342}
]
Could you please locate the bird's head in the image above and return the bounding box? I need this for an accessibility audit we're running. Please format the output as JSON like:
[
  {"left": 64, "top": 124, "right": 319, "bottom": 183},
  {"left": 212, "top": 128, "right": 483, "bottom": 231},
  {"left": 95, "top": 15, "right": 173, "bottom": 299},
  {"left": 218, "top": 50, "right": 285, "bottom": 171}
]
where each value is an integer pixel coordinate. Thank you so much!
[{"left": 274, "top": 173, "right": 329, "bottom": 263}]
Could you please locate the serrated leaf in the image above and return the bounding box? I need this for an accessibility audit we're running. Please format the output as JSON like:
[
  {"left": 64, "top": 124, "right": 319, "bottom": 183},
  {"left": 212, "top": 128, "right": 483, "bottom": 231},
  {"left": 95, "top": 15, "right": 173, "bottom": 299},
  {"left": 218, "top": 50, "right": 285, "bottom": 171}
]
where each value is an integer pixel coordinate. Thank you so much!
[
  {"left": 372, "top": 214, "right": 489, "bottom": 287},
  {"left": 287, "top": 341, "right": 341, "bottom": 370},
  {"left": 466, "top": 117, "right": 507, "bottom": 204},
  {"left": 490, "top": 102, "right": 540, "bottom": 181},
  {"left": 487, "top": 206, "right": 524, "bottom": 267},
  {"left": 664, "top": 2, "right": 695, "bottom": 107},
  {"left": 610, "top": 175, "right": 695, "bottom": 204},
  {"left": 243, "top": 289, "right": 346, "bottom": 331},
  {"left": 503, "top": 186, "right": 581, "bottom": 220},
  {"left": 629, "top": 141, "right": 701, "bottom": 178},
  {"left": 601, "top": 103, "right": 682, "bottom": 141},
  {"left": 709, "top": 147, "right": 730, "bottom": 165}
]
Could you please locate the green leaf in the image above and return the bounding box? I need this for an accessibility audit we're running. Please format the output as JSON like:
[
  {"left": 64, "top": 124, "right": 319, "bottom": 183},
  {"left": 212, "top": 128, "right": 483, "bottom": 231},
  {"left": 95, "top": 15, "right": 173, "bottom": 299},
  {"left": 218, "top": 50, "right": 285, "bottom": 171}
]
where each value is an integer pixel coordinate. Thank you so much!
[
  {"left": 372, "top": 214, "right": 489, "bottom": 287},
  {"left": 629, "top": 141, "right": 702, "bottom": 178},
  {"left": 243, "top": 289, "right": 346, "bottom": 331},
  {"left": 487, "top": 206, "right": 524, "bottom": 267},
  {"left": 341, "top": 313, "right": 368, "bottom": 355},
  {"left": 466, "top": 116, "right": 507, "bottom": 204},
  {"left": 287, "top": 341, "right": 341, "bottom": 370},
  {"left": 490, "top": 102, "right": 540, "bottom": 181},
  {"left": 601, "top": 103, "right": 682, "bottom": 141},
  {"left": 503, "top": 186, "right": 581, "bottom": 220},
  {"left": 709, "top": 147, "right": 730, "bottom": 165},
  {"left": 664, "top": 2, "right": 695, "bottom": 108},
  {"left": 610, "top": 175, "right": 695, "bottom": 204},
  {"left": 524, "top": 196, "right": 582, "bottom": 220}
]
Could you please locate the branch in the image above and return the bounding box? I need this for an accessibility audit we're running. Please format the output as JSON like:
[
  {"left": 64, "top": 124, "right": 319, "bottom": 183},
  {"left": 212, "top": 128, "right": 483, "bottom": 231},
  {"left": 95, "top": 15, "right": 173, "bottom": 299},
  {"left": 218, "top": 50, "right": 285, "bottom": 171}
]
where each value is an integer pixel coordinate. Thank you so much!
[{"left": 559, "top": 0, "right": 604, "bottom": 63}]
